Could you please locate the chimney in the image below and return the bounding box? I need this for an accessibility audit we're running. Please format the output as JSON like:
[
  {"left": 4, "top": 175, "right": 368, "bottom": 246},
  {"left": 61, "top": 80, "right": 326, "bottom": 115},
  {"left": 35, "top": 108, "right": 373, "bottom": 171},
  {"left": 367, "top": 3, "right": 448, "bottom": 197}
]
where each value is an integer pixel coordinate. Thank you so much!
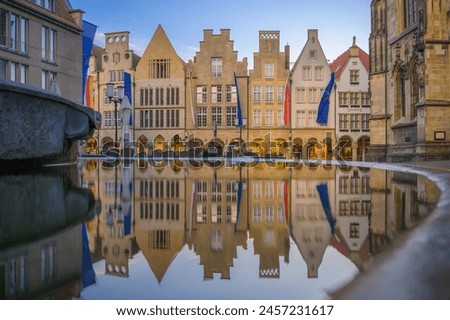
[{"left": 284, "top": 44, "right": 290, "bottom": 70}]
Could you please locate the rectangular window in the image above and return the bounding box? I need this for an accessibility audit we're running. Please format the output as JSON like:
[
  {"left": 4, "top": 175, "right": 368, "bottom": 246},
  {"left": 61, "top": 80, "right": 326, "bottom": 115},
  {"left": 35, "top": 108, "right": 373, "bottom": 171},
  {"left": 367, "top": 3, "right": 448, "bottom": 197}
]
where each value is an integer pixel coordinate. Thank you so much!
[
  {"left": 350, "top": 223, "right": 360, "bottom": 238},
  {"left": 31, "top": 0, "right": 55, "bottom": 11},
  {"left": 339, "top": 201, "right": 349, "bottom": 216},
  {"left": 104, "top": 111, "right": 112, "bottom": 128},
  {"left": 226, "top": 106, "right": 237, "bottom": 127},
  {"left": 265, "top": 86, "right": 274, "bottom": 103},
  {"left": 166, "top": 87, "right": 179, "bottom": 105},
  {"left": 362, "top": 114, "right": 370, "bottom": 131},
  {"left": 253, "top": 205, "right": 262, "bottom": 223},
  {"left": 155, "top": 88, "right": 164, "bottom": 105},
  {"left": 109, "top": 71, "right": 116, "bottom": 82},
  {"left": 296, "top": 88, "right": 306, "bottom": 103},
  {"left": 339, "top": 114, "right": 349, "bottom": 130},
  {"left": 277, "top": 110, "right": 283, "bottom": 127},
  {"left": 314, "top": 66, "right": 324, "bottom": 80},
  {"left": 265, "top": 181, "right": 274, "bottom": 199},
  {"left": 307, "top": 110, "right": 317, "bottom": 127},
  {"left": 0, "top": 59, "right": 7, "bottom": 79},
  {"left": 41, "top": 27, "right": 47, "bottom": 59},
  {"left": 302, "top": 66, "right": 312, "bottom": 80},
  {"left": 211, "top": 57, "right": 222, "bottom": 78},
  {"left": 140, "top": 110, "right": 151, "bottom": 128},
  {"left": 150, "top": 59, "right": 170, "bottom": 79},
  {"left": 253, "top": 85, "right": 262, "bottom": 103},
  {"left": 155, "top": 110, "right": 164, "bottom": 127},
  {"left": 20, "top": 18, "right": 28, "bottom": 53},
  {"left": 265, "top": 63, "right": 274, "bottom": 79},
  {"left": 41, "top": 26, "right": 56, "bottom": 62},
  {"left": 196, "top": 107, "right": 207, "bottom": 128},
  {"left": 20, "top": 64, "right": 27, "bottom": 84},
  {"left": 350, "top": 114, "right": 359, "bottom": 130},
  {"left": 196, "top": 85, "right": 207, "bottom": 104},
  {"left": 211, "top": 107, "right": 222, "bottom": 127},
  {"left": 339, "top": 176, "right": 349, "bottom": 194},
  {"left": 253, "top": 110, "right": 261, "bottom": 127},
  {"left": 211, "top": 85, "right": 222, "bottom": 103},
  {"left": 350, "top": 70, "right": 359, "bottom": 84},
  {"left": 117, "top": 70, "right": 124, "bottom": 82},
  {"left": 10, "top": 14, "right": 18, "bottom": 51},
  {"left": 308, "top": 88, "right": 317, "bottom": 102},
  {"left": 41, "top": 244, "right": 56, "bottom": 282},
  {"left": 49, "top": 29, "right": 56, "bottom": 62},
  {"left": 0, "top": 10, "right": 7, "bottom": 47},
  {"left": 362, "top": 201, "right": 371, "bottom": 215},
  {"left": 296, "top": 110, "right": 306, "bottom": 128},
  {"left": 211, "top": 230, "right": 223, "bottom": 252},
  {"left": 277, "top": 85, "right": 284, "bottom": 102},
  {"left": 265, "top": 109, "right": 274, "bottom": 127},
  {"left": 350, "top": 92, "right": 360, "bottom": 107},
  {"left": 339, "top": 92, "right": 349, "bottom": 107},
  {"left": 10, "top": 61, "right": 18, "bottom": 82},
  {"left": 361, "top": 92, "right": 370, "bottom": 107},
  {"left": 226, "top": 85, "right": 237, "bottom": 103}
]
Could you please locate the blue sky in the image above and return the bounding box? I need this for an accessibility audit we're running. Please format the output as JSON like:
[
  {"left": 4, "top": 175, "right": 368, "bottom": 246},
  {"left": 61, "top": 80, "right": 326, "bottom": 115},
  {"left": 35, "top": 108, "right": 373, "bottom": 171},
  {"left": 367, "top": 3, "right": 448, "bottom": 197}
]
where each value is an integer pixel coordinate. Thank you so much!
[{"left": 69, "top": 0, "right": 371, "bottom": 65}]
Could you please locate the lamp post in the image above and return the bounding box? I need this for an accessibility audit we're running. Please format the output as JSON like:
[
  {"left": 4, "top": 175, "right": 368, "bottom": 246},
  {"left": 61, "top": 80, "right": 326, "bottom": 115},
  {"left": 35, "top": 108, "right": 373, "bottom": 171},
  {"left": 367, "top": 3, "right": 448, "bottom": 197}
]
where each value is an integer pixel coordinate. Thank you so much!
[
  {"left": 106, "top": 83, "right": 124, "bottom": 147},
  {"left": 121, "top": 95, "right": 132, "bottom": 155}
]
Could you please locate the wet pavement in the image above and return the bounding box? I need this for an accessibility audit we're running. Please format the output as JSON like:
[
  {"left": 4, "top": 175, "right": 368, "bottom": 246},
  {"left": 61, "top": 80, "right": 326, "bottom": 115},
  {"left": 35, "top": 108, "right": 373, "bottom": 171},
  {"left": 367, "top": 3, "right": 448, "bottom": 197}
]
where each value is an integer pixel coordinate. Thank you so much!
[{"left": 331, "top": 161, "right": 450, "bottom": 299}]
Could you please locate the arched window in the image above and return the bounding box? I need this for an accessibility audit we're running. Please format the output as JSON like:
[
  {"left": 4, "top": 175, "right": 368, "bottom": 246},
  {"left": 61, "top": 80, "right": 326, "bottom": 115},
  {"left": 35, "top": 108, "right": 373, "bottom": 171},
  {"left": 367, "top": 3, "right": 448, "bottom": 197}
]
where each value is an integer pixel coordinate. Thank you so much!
[
  {"left": 410, "top": 62, "right": 419, "bottom": 120},
  {"left": 394, "top": 66, "right": 407, "bottom": 121}
]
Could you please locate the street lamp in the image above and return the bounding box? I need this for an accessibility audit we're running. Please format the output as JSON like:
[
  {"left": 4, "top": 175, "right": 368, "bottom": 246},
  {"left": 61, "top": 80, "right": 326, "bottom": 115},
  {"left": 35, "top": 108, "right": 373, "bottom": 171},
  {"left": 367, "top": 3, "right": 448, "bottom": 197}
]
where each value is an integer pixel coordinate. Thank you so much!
[
  {"left": 106, "top": 83, "right": 124, "bottom": 147},
  {"left": 121, "top": 95, "right": 132, "bottom": 154}
]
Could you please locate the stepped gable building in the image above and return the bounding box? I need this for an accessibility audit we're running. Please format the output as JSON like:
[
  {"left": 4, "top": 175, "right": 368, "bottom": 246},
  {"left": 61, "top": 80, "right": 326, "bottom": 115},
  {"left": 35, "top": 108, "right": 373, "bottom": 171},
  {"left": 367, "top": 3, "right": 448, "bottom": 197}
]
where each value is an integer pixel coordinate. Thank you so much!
[
  {"left": 330, "top": 37, "right": 371, "bottom": 161},
  {"left": 0, "top": 0, "right": 84, "bottom": 102},
  {"left": 248, "top": 31, "right": 291, "bottom": 156},
  {"left": 134, "top": 24, "right": 186, "bottom": 155},
  {"left": 290, "top": 29, "right": 335, "bottom": 161},
  {"left": 186, "top": 29, "right": 248, "bottom": 155},
  {"left": 368, "top": 0, "right": 450, "bottom": 162},
  {"left": 87, "top": 31, "right": 140, "bottom": 153}
]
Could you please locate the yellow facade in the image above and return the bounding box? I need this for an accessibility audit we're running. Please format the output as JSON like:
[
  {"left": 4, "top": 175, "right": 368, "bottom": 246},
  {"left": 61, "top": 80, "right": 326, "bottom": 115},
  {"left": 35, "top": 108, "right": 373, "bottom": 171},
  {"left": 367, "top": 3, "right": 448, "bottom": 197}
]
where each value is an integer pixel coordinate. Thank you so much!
[{"left": 368, "top": 0, "right": 450, "bottom": 161}]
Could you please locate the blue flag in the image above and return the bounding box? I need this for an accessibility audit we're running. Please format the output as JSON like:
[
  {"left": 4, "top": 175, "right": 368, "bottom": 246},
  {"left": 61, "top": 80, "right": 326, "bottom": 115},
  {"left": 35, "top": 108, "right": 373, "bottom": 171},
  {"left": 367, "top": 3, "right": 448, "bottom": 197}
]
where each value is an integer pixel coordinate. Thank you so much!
[
  {"left": 316, "top": 72, "right": 335, "bottom": 125},
  {"left": 82, "top": 223, "right": 96, "bottom": 288},
  {"left": 233, "top": 72, "right": 243, "bottom": 127},
  {"left": 124, "top": 72, "right": 133, "bottom": 125},
  {"left": 316, "top": 183, "right": 335, "bottom": 236},
  {"left": 82, "top": 20, "right": 97, "bottom": 105},
  {"left": 234, "top": 180, "right": 243, "bottom": 232}
]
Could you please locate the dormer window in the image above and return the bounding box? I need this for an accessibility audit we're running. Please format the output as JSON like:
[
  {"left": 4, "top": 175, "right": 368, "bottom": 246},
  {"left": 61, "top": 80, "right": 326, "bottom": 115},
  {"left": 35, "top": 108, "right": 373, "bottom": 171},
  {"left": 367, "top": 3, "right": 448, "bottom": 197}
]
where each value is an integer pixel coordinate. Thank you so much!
[{"left": 29, "top": 0, "right": 55, "bottom": 12}]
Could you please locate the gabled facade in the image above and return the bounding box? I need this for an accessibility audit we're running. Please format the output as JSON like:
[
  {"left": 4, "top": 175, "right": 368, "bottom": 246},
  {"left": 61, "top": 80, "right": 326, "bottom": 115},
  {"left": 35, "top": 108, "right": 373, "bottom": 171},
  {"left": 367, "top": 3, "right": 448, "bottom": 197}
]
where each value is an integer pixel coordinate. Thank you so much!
[
  {"left": 368, "top": 0, "right": 450, "bottom": 161},
  {"left": 248, "top": 31, "right": 290, "bottom": 156},
  {"left": 330, "top": 37, "right": 371, "bottom": 161},
  {"left": 186, "top": 29, "right": 248, "bottom": 156},
  {"left": 88, "top": 31, "right": 140, "bottom": 153},
  {"left": 290, "top": 29, "right": 335, "bottom": 160},
  {"left": 134, "top": 24, "right": 186, "bottom": 154},
  {"left": 0, "top": 0, "right": 83, "bottom": 102}
]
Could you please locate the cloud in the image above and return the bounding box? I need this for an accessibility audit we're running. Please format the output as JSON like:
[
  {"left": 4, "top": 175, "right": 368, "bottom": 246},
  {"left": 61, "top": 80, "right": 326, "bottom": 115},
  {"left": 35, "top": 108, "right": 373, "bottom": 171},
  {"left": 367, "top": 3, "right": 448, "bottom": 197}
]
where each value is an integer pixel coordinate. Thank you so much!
[
  {"left": 129, "top": 42, "right": 145, "bottom": 56},
  {"left": 94, "top": 32, "right": 105, "bottom": 47}
]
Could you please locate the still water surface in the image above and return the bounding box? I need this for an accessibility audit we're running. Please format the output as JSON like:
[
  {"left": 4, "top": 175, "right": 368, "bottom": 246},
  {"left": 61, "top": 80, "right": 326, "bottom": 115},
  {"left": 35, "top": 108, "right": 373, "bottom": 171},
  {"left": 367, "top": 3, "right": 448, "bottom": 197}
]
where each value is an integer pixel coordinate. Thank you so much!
[{"left": 0, "top": 159, "right": 440, "bottom": 299}]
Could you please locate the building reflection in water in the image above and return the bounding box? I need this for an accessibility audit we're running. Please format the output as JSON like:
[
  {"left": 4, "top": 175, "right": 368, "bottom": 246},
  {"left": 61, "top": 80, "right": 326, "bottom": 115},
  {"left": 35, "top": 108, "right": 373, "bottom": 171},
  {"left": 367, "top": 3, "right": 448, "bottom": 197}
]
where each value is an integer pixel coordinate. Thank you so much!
[
  {"left": 80, "top": 159, "right": 439, "bottom": 294},
  {"left": 0, "top": 167, "right": 98, "bottom": 299}
]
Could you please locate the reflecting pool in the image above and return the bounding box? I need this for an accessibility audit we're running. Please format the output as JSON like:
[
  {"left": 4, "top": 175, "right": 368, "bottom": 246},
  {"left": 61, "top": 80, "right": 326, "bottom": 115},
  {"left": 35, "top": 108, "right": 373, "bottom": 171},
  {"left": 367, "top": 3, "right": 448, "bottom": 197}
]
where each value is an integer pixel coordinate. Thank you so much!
[{"left": 0, "top": 159, "right": 440, "bottom": 299}]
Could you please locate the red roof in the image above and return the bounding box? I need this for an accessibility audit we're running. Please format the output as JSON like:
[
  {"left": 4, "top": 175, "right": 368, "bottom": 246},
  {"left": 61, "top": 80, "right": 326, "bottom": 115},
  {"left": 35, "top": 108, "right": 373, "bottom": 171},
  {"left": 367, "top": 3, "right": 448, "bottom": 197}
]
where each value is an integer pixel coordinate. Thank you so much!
[{"left": 329, "top": 46, "right": 370, "bottom": 79}]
